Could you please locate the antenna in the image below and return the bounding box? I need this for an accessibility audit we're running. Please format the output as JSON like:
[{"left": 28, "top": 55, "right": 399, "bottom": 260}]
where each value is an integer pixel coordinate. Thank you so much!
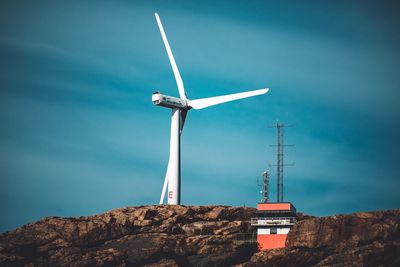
[
  {"left": 268, "top": 122, "right": 294, "bottom": 202},
  {"left": 257, "top": 171, "right": 270, "bottom": 203}
]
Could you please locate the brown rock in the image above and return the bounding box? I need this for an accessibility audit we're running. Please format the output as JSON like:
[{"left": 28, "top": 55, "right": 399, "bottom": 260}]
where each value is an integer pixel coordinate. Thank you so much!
[
  {"left": 0, "top": 205, "right": 257, "bottom": 266},
  {"left": 247, "top": 209, "right": 400, "bottom": 267},
  {"left": 1, "top": 206, "right": 399, "bottom": 266}
]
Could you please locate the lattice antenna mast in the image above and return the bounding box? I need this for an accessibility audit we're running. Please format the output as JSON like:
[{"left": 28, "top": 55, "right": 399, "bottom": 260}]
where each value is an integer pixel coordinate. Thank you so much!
[{"left": 269, "top": 122, "right": 294, "bottom": 202}]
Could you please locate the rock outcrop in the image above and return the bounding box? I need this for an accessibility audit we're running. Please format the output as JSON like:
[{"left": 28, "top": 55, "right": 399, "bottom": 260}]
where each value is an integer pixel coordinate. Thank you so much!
[
  {"left": 248, "top": 209, "right": 400, "bottom": 267},
  {"left": 0, "top": 205, "right": 257, "bottom": 266},
  {"left": 1, "top": 206, "right": 399, "bottom": 266}
]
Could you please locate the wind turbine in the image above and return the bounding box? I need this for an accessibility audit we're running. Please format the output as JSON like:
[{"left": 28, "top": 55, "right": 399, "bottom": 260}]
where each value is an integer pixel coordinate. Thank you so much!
[{"left": 153, "top": 13, "right": 269, "bottom": 205}]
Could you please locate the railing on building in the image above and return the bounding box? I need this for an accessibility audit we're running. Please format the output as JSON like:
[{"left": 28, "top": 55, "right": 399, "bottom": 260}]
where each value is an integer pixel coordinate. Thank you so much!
[
  {"left": 233, "top": 232, "right": 257, "bottom": 243},
  {"left": 250, "top": 217, "right": 296, "bottom": 226}
]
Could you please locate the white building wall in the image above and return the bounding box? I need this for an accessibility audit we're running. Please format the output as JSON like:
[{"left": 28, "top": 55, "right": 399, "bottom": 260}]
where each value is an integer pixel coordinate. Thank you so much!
[
  {"left": 277, "top": 227, "right": 290, "bottom": 234},
  {"left": 257, "top": 227, "right": 290, "bottom": 235},
  {"left": 258, "top": 228, "right": 270, "bottom": 235}
]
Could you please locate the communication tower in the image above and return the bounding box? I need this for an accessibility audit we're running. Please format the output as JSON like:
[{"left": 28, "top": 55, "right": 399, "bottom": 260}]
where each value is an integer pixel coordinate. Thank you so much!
[
  {"left": 269, "top": 122, "right": 294, "bottom": 202},
  {"left": 251, "top": 122, "right": 296, "bottom": 250}
]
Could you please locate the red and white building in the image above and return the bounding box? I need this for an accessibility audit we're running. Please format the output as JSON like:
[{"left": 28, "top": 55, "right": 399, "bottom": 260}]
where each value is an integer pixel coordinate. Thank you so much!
[{"left": 251, "top": 202, "right": 296, "bottom": 250}]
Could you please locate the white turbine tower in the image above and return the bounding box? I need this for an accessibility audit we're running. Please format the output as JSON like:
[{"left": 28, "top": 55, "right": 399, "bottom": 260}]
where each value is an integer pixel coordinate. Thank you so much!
[{"left": 153, "top": 13, "right": 269, "bottom": 205}]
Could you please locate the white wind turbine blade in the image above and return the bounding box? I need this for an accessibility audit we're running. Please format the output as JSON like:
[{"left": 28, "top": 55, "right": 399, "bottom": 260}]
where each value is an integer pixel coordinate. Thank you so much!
[
  {"left": 188, "top": 88, "right": 269, "bottom": 110},
  {"left": 155, "top": 13, "right": 187, "bottom": 100},
  {"left": 159, "top": 160, "right": 171, "bottom": 204}
]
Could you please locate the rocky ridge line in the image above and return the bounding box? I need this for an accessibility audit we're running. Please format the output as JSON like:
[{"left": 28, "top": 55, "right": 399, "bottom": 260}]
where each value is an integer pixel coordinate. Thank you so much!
[
  {"left": 1, "top": 206, "right": 399, "bottom": 266},
  {"left": 0, "top": 205, "right": 257, "bottom": 266},
  {"left": 249, "top": 209, "right": 400, "bottom": 266}
]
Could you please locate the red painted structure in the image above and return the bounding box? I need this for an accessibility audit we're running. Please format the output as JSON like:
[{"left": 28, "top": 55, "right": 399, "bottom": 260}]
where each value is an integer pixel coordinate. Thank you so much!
[
  {"left": 257, "top": 234, "right": 287, "bottom": 250},
  {"left": 251, "top": 202, "right": 296, "bottom": 250},
  {"left": 257, "top": 203, "right": 294, "bottom": 211}
]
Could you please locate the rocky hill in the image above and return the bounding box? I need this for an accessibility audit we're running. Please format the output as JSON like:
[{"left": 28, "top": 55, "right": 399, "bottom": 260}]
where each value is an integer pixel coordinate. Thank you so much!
[
  {"left": 249, "top": 209, "right": 400, "bottom": 267},
  {"left": 0, "top": 205, "right": 257, "bottom": 266},
  {"left": 0, "top": 205, "right": 399, "bottom": 266}
]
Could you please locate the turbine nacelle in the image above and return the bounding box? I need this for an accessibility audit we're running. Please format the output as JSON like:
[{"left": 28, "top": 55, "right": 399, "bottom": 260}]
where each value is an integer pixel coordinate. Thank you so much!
[{"left": 152, "top": 92, "right": 189, "bottom": 109}]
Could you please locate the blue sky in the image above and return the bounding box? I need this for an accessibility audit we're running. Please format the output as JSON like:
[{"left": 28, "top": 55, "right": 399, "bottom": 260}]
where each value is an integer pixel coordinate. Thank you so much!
[{"left": 1, "top": 0, "right": 400, "bottom": 233}]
